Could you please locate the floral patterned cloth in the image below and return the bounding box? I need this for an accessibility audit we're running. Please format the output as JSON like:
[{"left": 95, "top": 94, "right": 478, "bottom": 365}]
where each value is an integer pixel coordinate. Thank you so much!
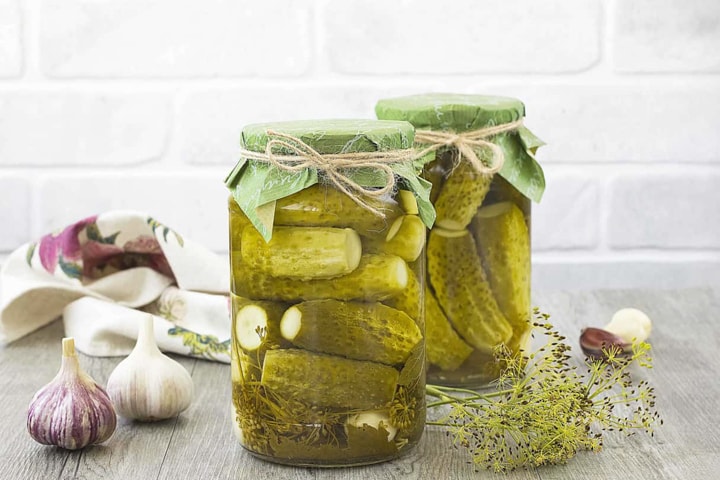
[{"left": 0, "top": 211, "right": 231, "bottom": 362}]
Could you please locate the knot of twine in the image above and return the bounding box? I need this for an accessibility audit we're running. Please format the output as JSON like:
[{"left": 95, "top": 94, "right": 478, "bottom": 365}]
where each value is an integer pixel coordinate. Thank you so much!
[
  {"left": 238, "top": 130, "right": 417, "bottom": 217},
  {"left": 414, "top": 118, "right": 524, "bottom": 175}
]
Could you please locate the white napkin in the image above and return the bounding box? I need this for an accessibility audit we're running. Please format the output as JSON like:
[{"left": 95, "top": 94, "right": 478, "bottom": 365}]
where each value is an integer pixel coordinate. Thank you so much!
[{"left": 0, "top": 211, "right": 231, "bottom": 363}]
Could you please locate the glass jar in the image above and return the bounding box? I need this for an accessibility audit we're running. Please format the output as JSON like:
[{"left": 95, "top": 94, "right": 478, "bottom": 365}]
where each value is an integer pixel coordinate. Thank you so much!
[
  {"left": 376, "top": 94, "right": 545, "bottom": 387},
  {"left": 225, "top": 120, "right": 432, "bottom": 466}
]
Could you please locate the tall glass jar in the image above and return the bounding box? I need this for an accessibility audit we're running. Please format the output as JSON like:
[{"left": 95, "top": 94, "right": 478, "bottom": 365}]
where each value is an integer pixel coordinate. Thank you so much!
[
  {"left": 376, "top": 94, "right": 545, "bottom": 387},
  {"left": 225, "top": 120, "right": 432, "bottom": 466}
]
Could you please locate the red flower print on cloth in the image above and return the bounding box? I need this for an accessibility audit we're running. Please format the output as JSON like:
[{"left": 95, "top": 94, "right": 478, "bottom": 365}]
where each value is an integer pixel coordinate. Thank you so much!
[
  {"left": 124, "top": 235, "right": 163, "bottom": 255},
  {"left": 29, "top": 215, "right": 178, "bottom": 282},
  {"left": 121, "top": 236, "right": 173, "bottom": 278},
  {"left": 37, "top": 215, "right": 98, "bottom": 275}
]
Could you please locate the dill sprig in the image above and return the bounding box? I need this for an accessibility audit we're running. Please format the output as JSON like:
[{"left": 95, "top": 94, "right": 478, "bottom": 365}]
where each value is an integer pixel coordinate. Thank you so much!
[{"left": 425, "top": 308, "right": 661, "bottom": 473}]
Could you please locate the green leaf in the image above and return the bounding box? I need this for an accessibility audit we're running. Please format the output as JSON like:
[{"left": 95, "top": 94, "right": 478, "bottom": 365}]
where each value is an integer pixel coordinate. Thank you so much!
[
  {"left": 167, "top": 326, "right": 230, "bottom": 360},
  {"left": 58, "top": 255, "right": 82, "bottom": 279},
  {"left": 517, "top": 125, "right": 546, "bottom": 153},
  {"left": 26, "top": 243, "right": 36, "bottom": 266},
  {"left": 86, "top": 222, "right": 120, "bottom": 244},
  {"left": 496, "top": 132, "right": 546, "bottom": 203}
]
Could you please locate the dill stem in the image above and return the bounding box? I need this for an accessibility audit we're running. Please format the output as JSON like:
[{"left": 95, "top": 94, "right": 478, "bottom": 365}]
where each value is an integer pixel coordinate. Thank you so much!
[{"left": 426, "top": 384, "right": 511, "bottom": 402}]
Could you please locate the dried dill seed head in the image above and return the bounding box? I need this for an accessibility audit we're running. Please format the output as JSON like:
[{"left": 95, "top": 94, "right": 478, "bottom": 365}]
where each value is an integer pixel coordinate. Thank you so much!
[
  {"left": 390, "top": 386, "right": 417, "bottom": 430},
  {"left": 426, "top": 308, "right": 662, "bottom": 473}
]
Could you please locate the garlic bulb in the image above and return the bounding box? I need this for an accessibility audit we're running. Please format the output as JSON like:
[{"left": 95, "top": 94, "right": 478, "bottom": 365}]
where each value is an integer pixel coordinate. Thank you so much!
[
  {"left": 106, "top": 315, "right": 194, "bottom": 421},
  {"left": 605, "top": 308, "right": 652, "bottom": 344},
  {"left": 27, "top": 338, "right": 117, "bottom": 450}
]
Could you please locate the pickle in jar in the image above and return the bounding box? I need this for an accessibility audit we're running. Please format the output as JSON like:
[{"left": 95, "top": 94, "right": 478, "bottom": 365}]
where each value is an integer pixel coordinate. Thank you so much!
[
  {"left": 233, "top": 253, "right": 409, "bottom": 303},
  {"left": 427, "top": 227, "right": 513, "bottom": 352},
  {"left": 281, "top": 299, "right": 421, "bottom": 365}
]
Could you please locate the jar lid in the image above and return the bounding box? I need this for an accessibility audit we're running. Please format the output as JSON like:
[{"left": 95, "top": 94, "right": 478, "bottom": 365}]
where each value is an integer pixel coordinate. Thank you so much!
[
  {"left": 227, "top": 119, "right": 436, "bottom": 241},
  {"left": 241, "top": 119, "right": 415, "bottom": 154},
  {"left": 375, "top": 93, "right": 525, "bottom": 133}
]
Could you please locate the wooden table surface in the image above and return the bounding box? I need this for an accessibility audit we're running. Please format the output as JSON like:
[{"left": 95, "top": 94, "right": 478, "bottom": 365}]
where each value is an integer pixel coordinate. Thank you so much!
[{"left": 1, "top": 289, "right": 718, "bottom": 480}]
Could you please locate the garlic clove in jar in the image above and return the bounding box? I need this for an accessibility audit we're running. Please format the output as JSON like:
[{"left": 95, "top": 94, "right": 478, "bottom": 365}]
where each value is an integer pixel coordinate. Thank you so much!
[
  {"left": 579, "top": 327, "right": 632, "bottom": 360},
  {"left": 27, "top": 338, "right": 117, "bottom": 450},
  {"left": 106, "top": 315, "right": 194, "bottom": 421},
  {"left": 346, "top": 410, "right": 397, "bottom": 441},
  {"left": 604, "top": 308, "right": 652, "bottom": 344}
]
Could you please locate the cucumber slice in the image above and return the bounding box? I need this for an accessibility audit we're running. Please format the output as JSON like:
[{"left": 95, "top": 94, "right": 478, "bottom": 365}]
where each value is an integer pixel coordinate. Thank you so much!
[{"left": 234, "top": 301, "right": 287, "bottom": 351}]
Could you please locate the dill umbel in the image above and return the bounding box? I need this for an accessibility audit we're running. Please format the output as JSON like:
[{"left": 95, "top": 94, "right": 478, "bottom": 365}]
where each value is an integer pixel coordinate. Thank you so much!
[{"left": 426, "top": 308, "right": 661, "bottom": 473}]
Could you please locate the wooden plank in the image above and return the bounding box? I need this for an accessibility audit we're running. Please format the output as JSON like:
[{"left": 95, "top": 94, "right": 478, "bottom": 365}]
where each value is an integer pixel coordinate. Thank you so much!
[
  {"left": 532, "top": 289, "right": 720, "bottom": 480},
  {"left": 64, "top": 353, "right": 197, "bottom": 480},
  {"left": 0, "top": 320, "right": 70, "bottom": 480},
  {"left": 1, "top": 289, "right": 719, "bottom": 480}
]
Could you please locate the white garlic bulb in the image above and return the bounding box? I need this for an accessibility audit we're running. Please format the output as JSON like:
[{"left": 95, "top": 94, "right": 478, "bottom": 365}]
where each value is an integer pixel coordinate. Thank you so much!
[
  {"left": 27, "top": 338, "right": 117, "bottom": 449},
  {"left": 604, "top": 308, "right": 652, "bottom": 344},
  {"left": 106, "top": 315, "right": 194, "bottom": 421}
]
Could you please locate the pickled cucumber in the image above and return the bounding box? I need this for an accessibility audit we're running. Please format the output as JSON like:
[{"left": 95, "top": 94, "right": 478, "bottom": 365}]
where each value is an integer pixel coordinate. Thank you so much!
[
  {"left": 267, "top": 423, "right": 398, "bottom": 461},
  {"left": 261, "top": 349, "right": 399, "bottom": 410},
  {"left": 425, "top": 285, "right": 473, "bottom": 371},
  {"left": 398, "top": 190, "right": 419, "bottom": 215},
  {"left": 381, "top": 215, "right": 426, "bottom": 262},
  {"left": 472, "top": 201, "right": 530, "bottom": 330},
  {"left": 484, "top": 175, "right": 530, "bottom": 218},
  {"left": 274, "top": 184, "right": 402, "bottom": 235},
  {"left": 434, "top": 161, "right": 493, "bottom": 230},
  {"left": 241, "top": 225, "right": 362, "bottom": 280},
  {"left": 234, "top": 254, "right": 408, "bottom": 302},
  {"left": 234, "top": 299, "right": 288, "bottom": 351},
  {"left": 280, "top": 300, "right": 421, "bottom": 365},
  {"left": 427, "top": 228, "right": 513, "bottom": 352},
  {"left": 384, "top": 264, "right": 422, "bottom": 324}
]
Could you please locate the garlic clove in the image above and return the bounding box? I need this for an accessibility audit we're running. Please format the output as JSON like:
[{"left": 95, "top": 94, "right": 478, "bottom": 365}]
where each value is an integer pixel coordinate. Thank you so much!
[
  {"left": 579, "top": 327, "right": 632, "bottom": 360},
  {"left": 27, "top": 338, "right": 117, "bottom": 450},
  {"left": 604, "top": 308, "right": 652, "bottom": 344},
  {"left": 106, "top": 315, "right": 194, "bottom": 422},
  {"left": 346, "top": 410, "right": 397, "bottom": 441}
]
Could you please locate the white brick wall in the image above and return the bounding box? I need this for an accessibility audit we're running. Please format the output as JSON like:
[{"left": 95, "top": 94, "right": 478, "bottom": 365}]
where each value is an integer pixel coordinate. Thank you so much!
[
  {"left": 40, "top": 0, "right": 312, "bottom": 77},
  {"left": 0, "top": 0, "right": 718, "bottom": 291},
  {"left": 0, "top": 92, "right": 170, "bottom": 165},
  {"left": 0, "top": 0, "right": 21, "bottom": 77},
  {"left": 323, "top": 0, "right": 602, "bottom": 74},
  {"left": 614, "top": 0, "right": 720, "bottom": 72}
]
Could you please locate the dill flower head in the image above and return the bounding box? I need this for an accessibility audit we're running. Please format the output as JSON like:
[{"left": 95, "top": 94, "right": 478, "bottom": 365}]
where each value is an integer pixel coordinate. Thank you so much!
[
  {"left": 426, "top": 308, "right": 662, "bottom": 473},
  {"left": 390, "top": 386, "right": 417, "bottom": 430}
]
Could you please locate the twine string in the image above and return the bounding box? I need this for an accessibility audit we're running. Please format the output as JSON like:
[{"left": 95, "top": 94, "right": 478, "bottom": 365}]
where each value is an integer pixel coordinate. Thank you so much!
[
  {"left": 238, "top": 130, "right": 415, "bottom": 217},
  {"left": 238, "top": 119, "right": 522, "bottom": 217},
  {"left": 414, "top": 118, "right": 524, "bottom": 175}
]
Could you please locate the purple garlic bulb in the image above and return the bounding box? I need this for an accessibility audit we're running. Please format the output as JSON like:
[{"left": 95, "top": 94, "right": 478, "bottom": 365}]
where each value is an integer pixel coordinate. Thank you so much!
[{"left": 27, "top": 338, "right": 117, "bottom": 450}]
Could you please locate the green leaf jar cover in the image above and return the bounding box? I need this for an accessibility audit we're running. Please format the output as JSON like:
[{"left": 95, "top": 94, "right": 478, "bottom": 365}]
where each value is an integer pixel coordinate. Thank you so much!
[
  {"left": 376, "top": 94, "right": 545, "bottom": 387},
  {"left": 225, "top": 119, "right": 434, "bottom": 466}
]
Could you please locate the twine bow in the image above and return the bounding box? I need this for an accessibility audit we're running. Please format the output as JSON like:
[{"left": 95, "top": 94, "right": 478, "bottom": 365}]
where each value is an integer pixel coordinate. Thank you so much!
[
  {"left": 414, "top": 118, "right": 524, "bottom": 175},
  {"left": 238, "top": 130, "right": 417, "bottom": 217}
]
